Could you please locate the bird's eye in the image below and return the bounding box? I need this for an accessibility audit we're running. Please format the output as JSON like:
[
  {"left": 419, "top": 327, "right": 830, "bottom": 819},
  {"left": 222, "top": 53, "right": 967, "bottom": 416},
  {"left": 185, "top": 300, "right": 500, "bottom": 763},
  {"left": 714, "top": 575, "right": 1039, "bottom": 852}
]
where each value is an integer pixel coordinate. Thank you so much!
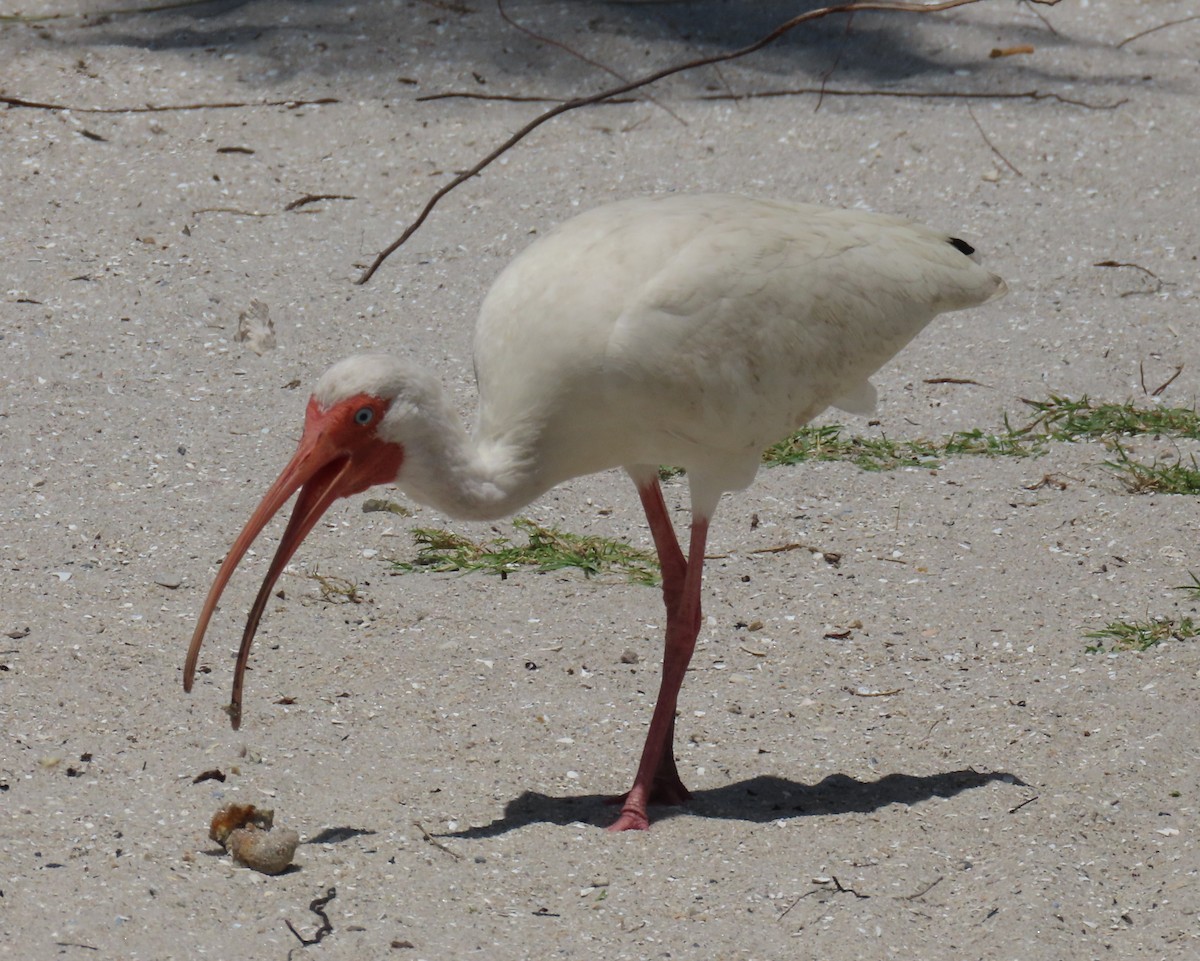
[{"left": 354, "top": 407, "right": 374, "bottom": 426}]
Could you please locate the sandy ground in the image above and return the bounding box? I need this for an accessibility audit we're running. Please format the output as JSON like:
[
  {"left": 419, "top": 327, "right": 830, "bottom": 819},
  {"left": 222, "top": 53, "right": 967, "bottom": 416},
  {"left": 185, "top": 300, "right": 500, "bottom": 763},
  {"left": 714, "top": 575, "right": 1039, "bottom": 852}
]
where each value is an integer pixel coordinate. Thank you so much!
[{"left": 3, "top": 0, "right": 1200, "bottom": 958}]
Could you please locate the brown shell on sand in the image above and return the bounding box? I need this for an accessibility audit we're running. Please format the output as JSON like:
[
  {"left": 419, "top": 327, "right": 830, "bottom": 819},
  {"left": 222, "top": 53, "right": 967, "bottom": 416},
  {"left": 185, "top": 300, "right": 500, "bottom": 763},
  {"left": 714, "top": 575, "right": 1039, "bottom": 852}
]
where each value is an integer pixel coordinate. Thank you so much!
[
  {"left": 208, "top": 802, "right": 298, "bottom": 875},
  {"left": 227, "top": 824, "right": 300, "bottom": 875}
]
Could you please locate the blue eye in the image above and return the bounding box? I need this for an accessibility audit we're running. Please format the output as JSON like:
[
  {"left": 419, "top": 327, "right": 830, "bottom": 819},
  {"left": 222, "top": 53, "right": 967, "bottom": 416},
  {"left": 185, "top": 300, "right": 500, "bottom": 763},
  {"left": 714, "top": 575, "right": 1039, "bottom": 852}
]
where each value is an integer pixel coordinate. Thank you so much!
[{"left": 354, "top": 407, "right": 374, "bottom": 426}]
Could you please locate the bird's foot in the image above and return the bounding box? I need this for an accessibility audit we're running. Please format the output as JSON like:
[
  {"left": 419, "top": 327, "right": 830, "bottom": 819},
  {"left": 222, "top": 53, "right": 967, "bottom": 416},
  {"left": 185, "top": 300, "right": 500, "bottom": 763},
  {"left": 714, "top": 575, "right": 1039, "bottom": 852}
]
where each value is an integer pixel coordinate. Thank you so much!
[
  {"left": 603, "top": 773, "right": 692, "bottom": 830},
  {"left": 606, "top": 808, "right": 651, "bottom": 833}
]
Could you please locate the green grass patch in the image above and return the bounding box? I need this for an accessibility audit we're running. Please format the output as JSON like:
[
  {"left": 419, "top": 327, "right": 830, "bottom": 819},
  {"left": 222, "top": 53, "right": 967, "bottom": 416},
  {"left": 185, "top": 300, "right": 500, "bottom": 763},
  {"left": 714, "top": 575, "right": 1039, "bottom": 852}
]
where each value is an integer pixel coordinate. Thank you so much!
[
  {"left": 1085, "top": 616, "right": 1200, "bottom": 653},
  {"left": 1024, "top": 395, "right": 1200, "bottom": 441},
  {"left": 392, "top": 517, "right": 660, "bottom": 585},
  {"left": 762, "top": 423, "right": 1043, "bottom": 470},
  {"left": 761, "top": 395, "right": 1200, "bottom": 477}
]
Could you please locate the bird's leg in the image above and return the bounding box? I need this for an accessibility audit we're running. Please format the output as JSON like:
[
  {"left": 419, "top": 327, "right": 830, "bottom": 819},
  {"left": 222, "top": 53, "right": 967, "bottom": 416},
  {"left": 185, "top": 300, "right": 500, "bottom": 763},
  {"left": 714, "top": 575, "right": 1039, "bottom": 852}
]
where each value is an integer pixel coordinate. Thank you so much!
[
  {"left": 608, "top": 479, "right": 709, "bottom": 832},
  {"left": 636, "top": 477, "right": 687, "bottom": 610},
  {"left": 631, "top": 479, "right": 690, "bottom": 798}
]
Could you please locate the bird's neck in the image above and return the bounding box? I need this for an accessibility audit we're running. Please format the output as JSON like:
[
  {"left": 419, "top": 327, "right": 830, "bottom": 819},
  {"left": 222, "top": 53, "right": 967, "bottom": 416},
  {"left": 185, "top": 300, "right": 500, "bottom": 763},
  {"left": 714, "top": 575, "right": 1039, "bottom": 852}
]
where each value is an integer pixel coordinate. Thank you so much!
[{"left": 389, "top": 396, "right": 547, "bottom": 523}]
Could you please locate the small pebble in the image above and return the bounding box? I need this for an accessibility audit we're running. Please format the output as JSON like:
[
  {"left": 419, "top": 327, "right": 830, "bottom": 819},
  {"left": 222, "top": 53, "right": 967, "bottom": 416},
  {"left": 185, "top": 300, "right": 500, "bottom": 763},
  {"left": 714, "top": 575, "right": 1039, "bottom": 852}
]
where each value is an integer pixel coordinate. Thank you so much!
[{"left": 154, "top": 574, "right": 182, "bottom": 589}]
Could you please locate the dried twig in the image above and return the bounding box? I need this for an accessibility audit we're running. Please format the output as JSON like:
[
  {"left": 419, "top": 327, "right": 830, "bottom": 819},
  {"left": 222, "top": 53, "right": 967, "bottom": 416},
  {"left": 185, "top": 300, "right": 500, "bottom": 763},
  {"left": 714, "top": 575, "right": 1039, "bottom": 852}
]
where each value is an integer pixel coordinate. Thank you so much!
[
  {"left": 1116, "top": 14, "right": 1200, "bottom": 49},
  {"left": 814, "top": 11, "right": 858, "bottom": 111},
  {"left": 831, "top": 876, "right": 870, "bottom": 899},
  {"left": 1008, "top": 795, "right": 1039, "bottom": 814},
  {"left": 416, "top": 91, "right": 637, "bottom": 104},
  {"left": 748, "top": 541, "right": 819, "bottom": 555},
  {"left": 285, "top": 887, "right": 336, "bottom": 950},
  {"left": 0, "top": 94, "right": 337, "bottom": 113},
  {"left": 967, "top": 103, "right": 1022, "bottom": 176},
  {"left": 1093, "top": 259, "right": 1165, "bottom": 297},
  {"left": 413, "top": 820, "right": 464, "bottom": 860},
  {"left": 777, "top": 887, "right": 822, "bottom": 921},
  {"left": 497, "top": 0, "right": 684, "bottom": 124},
  {"left": 425, "top": 87, "right": 1123, "bottom": 110},
  {"left": 703, "top": 87, "right": 1125, "bottom": 110},
  {"left": 285, "top": 193, "right": 356, "bottom": 211},
  {"left": 924, "top": 376, "right": 989, "bottom": 387},
  {"left": 357, "top": 0, "right": 1063, "bottom": 283},
  {"left": 1019, "top": 0, "right": 1058, "bottom": 34},
  {"left": 191, "top": 207, "right": 271, "bottom": 218},
  {"left": 1151, "top": 365, "right": 1184, "bottom": 398},
  {"left": 899, "top": 875, "right": 944, "bottom": 900}
]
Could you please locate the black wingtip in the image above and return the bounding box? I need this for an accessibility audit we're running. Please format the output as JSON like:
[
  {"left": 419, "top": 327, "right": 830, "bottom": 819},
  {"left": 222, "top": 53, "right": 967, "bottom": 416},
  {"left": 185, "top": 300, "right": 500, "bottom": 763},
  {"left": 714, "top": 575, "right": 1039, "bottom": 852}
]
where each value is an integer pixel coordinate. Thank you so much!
[{"left": 949, "top": 237, "right": 976, "bottom": 256}]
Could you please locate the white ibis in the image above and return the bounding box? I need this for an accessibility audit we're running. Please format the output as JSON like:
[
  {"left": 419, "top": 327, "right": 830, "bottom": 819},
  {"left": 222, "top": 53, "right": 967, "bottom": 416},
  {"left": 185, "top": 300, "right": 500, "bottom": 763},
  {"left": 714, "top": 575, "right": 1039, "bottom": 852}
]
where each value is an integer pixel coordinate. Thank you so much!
[{"left": 184, "top": 193, "right": 1006, "bottom": 831}]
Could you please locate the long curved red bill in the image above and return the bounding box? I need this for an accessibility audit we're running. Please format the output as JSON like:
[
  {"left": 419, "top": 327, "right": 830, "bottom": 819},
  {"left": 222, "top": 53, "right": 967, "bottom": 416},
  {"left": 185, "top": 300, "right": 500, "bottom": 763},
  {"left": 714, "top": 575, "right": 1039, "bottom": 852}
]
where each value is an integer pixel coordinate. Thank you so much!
[{"left": 183, "top": 394, "right": 402, "bottom": 729}]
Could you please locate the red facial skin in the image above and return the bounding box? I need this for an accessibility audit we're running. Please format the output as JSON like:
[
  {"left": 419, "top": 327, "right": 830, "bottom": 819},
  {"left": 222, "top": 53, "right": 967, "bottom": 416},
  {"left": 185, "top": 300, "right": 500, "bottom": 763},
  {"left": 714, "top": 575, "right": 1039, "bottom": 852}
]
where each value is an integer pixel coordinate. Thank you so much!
[{"left": 183, "top": 393, "right": 404, "bottom": 728}]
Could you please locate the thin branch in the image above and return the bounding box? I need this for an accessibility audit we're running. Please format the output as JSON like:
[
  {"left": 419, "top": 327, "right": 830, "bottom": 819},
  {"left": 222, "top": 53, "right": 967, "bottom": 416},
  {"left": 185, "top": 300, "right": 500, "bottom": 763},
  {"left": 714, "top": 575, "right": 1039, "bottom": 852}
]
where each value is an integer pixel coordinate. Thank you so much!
[
  {"left": 831, "top": 876, "right": 870, "bottom": 899},
  {"left": 284, "top": 887, "right": 336, "bottom": 949},
  {"left": 815, "top": 11, "right": 857, "bottom": 111},
  {"left": 423, "top": 86, "right": 1123, "bottom": 110},
  {"left": 0, "top": 94, "right": 337, "bottom": 113},
  {"left": 357, "top": 0, "right": 1063, "bottom": 284},
  {"left": 413, "top": 820, "right": 464, "bottom": 860},
  {"left": 191, "top": 207, "right": 271, "bottom": 218},
  {"left": 1093, "top": 259, "right": 1168, "bottom": 296},
  {"left": 898, "top": 876, "right": 944, "bottom": 900},
  {"left": 776, "top": 887, "right": 821, "bottom": 921},
  {"left": 968, "top": 103, "right": 1022, "bottom": 176},
  {"left": 497, "top": 0, "right": 684, "bottom": 123},
  {"left": 698, "top": 86, "right": 1123, "bottom": 110},
  {"left": 1019, "top": 0, "right": 1058, "bottom": 35},
  {"left": 416, "top": 91, "right": 641, "bottom": 103},
  {"left": 923, "top": 376, "right": 990, "bottom": 386},
  {"left": 1151, "top": 365, "right": 1184, "bottom": 398},
  {"left": 657, "top": 6, "right": 741, "bottom": 109},
  {"left": 1117, "top": 14, "right": 1200, "bottom": 49},
  {"left": 285, "top": 193, "right": 356, "bottom": 211}
]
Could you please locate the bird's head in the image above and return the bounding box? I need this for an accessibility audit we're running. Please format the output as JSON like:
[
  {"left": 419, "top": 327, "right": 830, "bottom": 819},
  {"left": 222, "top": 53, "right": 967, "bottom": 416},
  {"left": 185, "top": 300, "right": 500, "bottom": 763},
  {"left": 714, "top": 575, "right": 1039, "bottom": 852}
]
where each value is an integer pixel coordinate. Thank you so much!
[{"left": 183, "top": 354, "right": 413, "bottom": 728}]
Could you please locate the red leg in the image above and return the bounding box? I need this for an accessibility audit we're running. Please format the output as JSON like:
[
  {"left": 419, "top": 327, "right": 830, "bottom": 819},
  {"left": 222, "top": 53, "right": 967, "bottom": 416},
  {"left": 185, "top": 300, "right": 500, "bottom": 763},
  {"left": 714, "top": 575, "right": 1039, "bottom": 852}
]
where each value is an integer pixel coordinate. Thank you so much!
[
  {"left": 608, "top": 477, "right": 710, "bottom": 832},
  {"left": 637, "top": 477, "right": 686, "bottom": 602}
]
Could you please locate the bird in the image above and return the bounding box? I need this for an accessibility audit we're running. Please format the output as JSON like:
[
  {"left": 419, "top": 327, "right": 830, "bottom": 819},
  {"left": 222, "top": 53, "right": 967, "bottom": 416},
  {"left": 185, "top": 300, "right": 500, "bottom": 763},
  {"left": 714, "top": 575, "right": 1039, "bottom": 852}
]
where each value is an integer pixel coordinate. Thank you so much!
[{"left": 183, "top": 193, "right": 1006, "bottom": 832}]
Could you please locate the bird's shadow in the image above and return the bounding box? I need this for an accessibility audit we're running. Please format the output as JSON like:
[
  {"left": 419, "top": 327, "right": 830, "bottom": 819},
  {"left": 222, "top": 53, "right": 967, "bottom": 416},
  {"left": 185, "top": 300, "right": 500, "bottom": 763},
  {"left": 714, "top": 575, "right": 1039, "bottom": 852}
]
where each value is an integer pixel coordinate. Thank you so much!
[
  {"left": 442, "top": 768, "right": 1026, "bottom": 839},
  {"left": 304, "top": 826, "right": 377, "bottom": 845}
]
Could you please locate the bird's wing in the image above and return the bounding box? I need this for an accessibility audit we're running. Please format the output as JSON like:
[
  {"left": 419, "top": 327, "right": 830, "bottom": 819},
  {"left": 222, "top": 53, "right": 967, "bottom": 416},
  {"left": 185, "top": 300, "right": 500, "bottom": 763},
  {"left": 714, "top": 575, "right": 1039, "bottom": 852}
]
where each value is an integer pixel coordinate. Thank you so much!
[{"left": 603, "top": 208, "right": 1000, "bottom": 448}]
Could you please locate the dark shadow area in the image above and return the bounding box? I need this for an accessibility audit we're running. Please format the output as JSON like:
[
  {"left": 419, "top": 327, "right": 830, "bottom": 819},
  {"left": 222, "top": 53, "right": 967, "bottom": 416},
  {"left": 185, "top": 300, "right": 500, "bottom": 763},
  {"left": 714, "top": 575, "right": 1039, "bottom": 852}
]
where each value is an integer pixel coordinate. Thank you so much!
[
  {"left": 441, "top": 768, "right": 1026, "bottom": 838},
  {"left": 35, "top": 0, "right": 1124, "bottom": 97},
  {"left": 305, "top": 825, "right": 377, "bottom": 845},
  {"left": 81, "top": 0, "right": 940, "bottom": 77}
]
